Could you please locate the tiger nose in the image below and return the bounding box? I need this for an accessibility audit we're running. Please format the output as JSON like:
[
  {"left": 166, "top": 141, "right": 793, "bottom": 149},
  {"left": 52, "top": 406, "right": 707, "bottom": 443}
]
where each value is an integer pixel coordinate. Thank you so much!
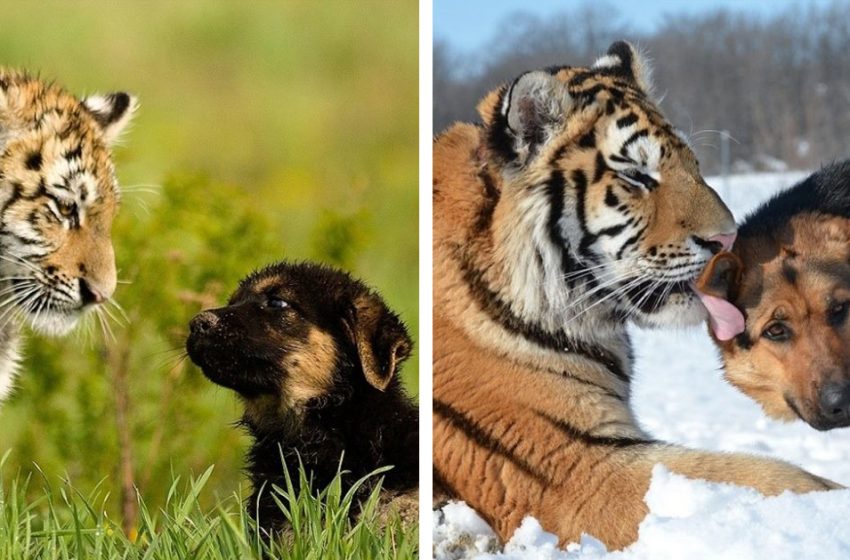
[
  {"left": 709, "top": 232, "right": 737, "bottom": 252},
  {"left": 79, "top": 278, "right": 107, "bottom": 305}
]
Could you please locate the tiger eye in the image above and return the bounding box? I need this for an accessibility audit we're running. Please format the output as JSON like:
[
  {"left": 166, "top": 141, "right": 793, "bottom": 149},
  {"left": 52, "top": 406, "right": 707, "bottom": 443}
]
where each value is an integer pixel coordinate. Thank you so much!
[{"left": 57, "top": 201, "right": 76, "bottom": 217}]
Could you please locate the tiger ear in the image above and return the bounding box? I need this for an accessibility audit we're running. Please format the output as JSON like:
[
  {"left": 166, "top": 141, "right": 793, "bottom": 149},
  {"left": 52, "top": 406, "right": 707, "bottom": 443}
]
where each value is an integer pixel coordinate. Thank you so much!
[
  {"left": 592, "top": 41, "right": 654, "bottom": 96},
  {"left": 345, "top": 293, "right": 412, "bottom": 391},
  {"left": 82, "top": 92, "right": 138, "bottom": 145},
  {"left": 500, "top": 71, "right": 572, "bottom": 164}
]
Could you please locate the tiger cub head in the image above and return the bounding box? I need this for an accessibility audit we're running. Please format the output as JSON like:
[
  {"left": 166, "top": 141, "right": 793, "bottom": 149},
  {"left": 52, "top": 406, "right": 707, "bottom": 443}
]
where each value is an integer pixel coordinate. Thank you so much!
[
  {"left": 478, "top": 41, "right": 736, "bottom": 329},
  {"left": 0, "top": 70, "right": 136, "bottom": 336}
]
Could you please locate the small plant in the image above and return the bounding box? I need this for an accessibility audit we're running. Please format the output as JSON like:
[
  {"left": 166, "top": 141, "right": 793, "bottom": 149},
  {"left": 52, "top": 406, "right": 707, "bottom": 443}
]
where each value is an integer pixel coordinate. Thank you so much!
[{"left": 0, "top": 451, "right": 418, "bottom": 559}]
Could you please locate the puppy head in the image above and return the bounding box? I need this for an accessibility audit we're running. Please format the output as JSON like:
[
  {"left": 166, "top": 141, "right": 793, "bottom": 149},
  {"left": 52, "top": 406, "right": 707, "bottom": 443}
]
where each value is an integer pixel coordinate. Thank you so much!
[
  {"left": 700, "top": 214, "right": 850, "bottom": 430},
  {"left": 185, "top": 262, "right": 412, "bottom": 418}
]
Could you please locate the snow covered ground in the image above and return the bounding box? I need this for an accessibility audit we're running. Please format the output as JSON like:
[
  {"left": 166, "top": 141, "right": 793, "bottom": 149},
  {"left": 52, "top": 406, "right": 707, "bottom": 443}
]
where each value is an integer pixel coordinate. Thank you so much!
[{"left": 433, "top": 171, "right": 850, "bottom": 559}]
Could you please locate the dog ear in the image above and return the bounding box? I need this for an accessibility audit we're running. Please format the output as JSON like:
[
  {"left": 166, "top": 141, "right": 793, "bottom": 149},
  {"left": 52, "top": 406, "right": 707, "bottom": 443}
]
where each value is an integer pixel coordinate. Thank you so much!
[
  {"left": 346, "top": 293, "right": 412, "bottom": 391},
  {"left": 696, "top": 251, "right": 744, "bottom": 302}
]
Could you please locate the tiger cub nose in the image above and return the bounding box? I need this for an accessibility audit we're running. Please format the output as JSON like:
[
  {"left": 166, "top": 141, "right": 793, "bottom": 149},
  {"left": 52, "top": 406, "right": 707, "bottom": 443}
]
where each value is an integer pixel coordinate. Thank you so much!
[{"left": 79, "top": 278, "right": 106, "bottom": 305}]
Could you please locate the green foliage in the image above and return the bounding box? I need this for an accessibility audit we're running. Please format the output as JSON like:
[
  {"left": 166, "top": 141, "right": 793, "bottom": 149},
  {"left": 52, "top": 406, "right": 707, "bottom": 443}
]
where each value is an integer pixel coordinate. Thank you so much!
[
  {"left": 0, "top": 0, "right": 418, "bottom": 537},
  {"left": 0, "top": 452, "right": 417, "bottom": 559}
]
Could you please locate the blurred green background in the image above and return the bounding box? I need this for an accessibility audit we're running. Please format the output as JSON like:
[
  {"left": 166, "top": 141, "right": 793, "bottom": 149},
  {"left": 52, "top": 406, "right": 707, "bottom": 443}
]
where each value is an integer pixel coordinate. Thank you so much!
[{"left": 0, "top": 0, "right": 418, "bottom": 523}]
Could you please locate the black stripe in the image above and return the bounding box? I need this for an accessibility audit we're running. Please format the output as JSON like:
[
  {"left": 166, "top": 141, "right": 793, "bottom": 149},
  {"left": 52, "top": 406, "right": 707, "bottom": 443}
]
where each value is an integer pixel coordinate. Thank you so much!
[
  {"left": 620, "top": 130, "right": 649, "bottom": 155},
  {"left": 568, "top": 72, "right": 594, "bottom": 88},
  {"left": 25, "top": 151, "right": 42, "bottom": 171},
  {"left": 535, "top": 410, "right": 654, "bottom": 447},
  {"left": 616, "top": 113, "right": 639, "bottom": 129},
  {"left": 433, "top": 466, "right": 459, "bottom": 501},
  {"left": 604, "top": 186, "right": 619, "bottom": 207},
  {"left": 550, "top": 371, "right": 624, "bottom": 401},
  {"left": 572, "top": 169, "right": 595, "bottom": 258},
  {"left": 545, "top": 170, "right": 582, "bottom": 281},
  {"left": 593, "top": 152, "right": 607, "bottom": 183},
  {"left": 577, "top": 129, "right": 596, "bottom": 148},
  {"left": 486, "top": 86, "right": 520, "bottom": 165},
  {"left": 433, "top": 399, "right": 549, "bottom": 484},
  {"left": 473, "top": 169, "right": 500, "bottom": 233},
  {"left": 608, "top": 153, "right": 633, "bottom": 164},
  {"left": 595, "top": 223, "right": 627, "bottom": 238},
  {"left": 616, "top": 225, "right": 646, "bottom": 260},
  {"left": 457, "top": 252, "right": 629, "bottom": 382}
]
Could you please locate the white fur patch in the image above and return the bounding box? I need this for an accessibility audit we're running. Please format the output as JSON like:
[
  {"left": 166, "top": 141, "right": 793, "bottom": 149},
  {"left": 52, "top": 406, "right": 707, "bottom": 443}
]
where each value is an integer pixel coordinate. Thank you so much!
[{"left": 592, "top": 54, "right": 621, "bottom": 69}]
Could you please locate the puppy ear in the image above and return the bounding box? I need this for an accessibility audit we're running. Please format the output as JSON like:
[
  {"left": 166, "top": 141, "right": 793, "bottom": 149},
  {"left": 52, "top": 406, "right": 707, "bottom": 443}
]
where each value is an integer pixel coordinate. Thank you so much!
[
  {"left": 82, "top": 92, "right": 139, "bottom": 145},
  {"left": 347, "top": 293, "right": 412, "bottom": 391}
]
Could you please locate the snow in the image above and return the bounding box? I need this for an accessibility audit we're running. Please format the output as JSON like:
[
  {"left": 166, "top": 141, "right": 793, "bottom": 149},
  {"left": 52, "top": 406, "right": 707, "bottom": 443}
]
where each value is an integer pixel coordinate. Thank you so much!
[{"left": 433, "top": 171, "right": 850, "bottom": 559}]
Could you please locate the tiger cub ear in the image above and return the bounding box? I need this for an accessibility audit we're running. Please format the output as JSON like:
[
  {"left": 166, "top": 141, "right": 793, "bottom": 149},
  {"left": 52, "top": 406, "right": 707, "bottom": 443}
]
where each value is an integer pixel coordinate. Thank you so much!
[
  {"left": 82, "top": 92, "right": 139, "bottom": 145},
  {"left": 592, "top": 41, "right": 654, "bottom": 96},
  {"left": 499, "top": 71, "right": 573, "bottom": 164}
]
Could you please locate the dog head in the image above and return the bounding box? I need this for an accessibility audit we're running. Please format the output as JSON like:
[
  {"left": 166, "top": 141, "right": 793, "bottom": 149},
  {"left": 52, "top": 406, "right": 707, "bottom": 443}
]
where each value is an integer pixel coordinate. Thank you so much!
[
  {"left": 698, "top": 214, "right": 850, "bottom": 430},
  {"left": 185, "top": 262, "right": 412, "bottom": 422}
]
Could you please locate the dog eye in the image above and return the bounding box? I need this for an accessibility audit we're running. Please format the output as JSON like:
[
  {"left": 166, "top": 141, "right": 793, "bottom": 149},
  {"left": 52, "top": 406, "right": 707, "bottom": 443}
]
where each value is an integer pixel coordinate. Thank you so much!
[
  {"left": 762, "top": 322, "right": 791, "bottom": 342},
  {"left": 267, "top": 297, "right": 289, "bottom": 309},
  {"left": 828, "top": 301, "right": 849, "bottom": 326}
]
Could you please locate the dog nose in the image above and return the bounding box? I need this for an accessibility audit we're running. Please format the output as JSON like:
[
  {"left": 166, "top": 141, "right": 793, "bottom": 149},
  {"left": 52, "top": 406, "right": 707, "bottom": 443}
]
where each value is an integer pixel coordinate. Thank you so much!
[
  {"left": 819, "top": 381, "right": 850, "bottom": 425},
  {"left": 709, "top": 232, "right": 737, "bottom": 252},
  {"left": 190, "top": 311, "right": 219, "bottom": 335}
]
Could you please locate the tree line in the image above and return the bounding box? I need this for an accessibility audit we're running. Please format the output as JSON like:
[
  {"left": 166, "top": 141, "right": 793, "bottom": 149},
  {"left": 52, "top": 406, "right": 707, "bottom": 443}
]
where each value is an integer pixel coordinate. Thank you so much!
[{"left": 434, "top": 1, "right": 850, "bottom": 175}]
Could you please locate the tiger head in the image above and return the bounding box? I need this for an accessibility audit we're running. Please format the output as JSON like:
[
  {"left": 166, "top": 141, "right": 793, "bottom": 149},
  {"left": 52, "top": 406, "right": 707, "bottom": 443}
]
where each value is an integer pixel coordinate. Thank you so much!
[
  {"left": 0, "top": 71, "right": 136, "bottom": 336},
  {"left": 478, "top": 42, "right": 736, "bottom": 329}
]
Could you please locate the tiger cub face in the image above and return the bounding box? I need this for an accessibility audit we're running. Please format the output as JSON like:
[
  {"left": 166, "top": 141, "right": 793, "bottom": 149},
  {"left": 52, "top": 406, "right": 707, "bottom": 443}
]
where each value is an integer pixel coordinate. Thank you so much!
[
  {"left": 481, "top": 42, "right": 735, "bottom": 329},
  {"left": 0, "top": 71, "right": 136, "bottom": 336}
]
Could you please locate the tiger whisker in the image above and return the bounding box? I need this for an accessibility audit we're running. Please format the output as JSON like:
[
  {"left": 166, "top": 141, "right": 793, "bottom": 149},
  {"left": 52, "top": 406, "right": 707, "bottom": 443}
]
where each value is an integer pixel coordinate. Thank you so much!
[{"left": 565, "top": 275, "right": 647, "bottom": 325}]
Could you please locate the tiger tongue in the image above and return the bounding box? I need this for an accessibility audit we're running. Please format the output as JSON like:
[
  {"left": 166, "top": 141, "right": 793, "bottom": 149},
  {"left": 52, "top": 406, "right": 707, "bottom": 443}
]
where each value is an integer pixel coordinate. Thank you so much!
[{"left": 694, "top": 289, "right": 745, "bottom": 341}]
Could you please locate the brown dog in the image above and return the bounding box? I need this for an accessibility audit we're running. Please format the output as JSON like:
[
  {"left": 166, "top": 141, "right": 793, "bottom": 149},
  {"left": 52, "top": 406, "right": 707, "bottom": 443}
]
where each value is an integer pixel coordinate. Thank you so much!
[
  {"left": 697, "top": 162, "right": 850, "bottom": 430},
  {"left": 186, "top": 262, "right": 419, "bottom": 531}
]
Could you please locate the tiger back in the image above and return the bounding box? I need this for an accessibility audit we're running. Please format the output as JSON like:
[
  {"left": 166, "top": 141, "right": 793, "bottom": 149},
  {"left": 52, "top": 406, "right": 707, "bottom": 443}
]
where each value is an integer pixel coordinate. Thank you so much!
[{"left": 432, "top": 41, "right": 838, "bottom": 550}]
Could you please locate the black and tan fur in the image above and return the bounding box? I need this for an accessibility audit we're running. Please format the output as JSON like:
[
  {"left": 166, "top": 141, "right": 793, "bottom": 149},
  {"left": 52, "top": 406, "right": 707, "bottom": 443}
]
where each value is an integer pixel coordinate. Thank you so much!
[
  {"left": 699, "top": 161, "right": 850, "bottom": 430},
  {"left": 185, "top": 262, "right": 418, "bottom": 532},
  {"left": 433, "top": 42, "right": 839, "bottom": 550},
  {"left": 0, "top": 69, "right": 137, "bottom": 401}
]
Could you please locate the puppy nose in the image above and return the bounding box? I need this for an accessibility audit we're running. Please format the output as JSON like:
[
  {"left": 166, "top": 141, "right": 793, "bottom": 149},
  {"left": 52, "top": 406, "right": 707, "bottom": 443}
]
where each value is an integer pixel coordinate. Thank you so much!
[
  {"left": 190, "top": 311, "right": 219, "bottom": 335},
  {"left": 709, "top": 232, "right": 737, "bottom": 252},
  {"left": 819, "top": 381, "right": 850, "bottom": 424}
]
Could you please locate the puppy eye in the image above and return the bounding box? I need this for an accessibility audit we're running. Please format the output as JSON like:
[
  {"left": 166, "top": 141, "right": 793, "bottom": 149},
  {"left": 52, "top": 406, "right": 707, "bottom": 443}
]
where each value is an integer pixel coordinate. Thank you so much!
[
  {"left": 267, "top": 297, "right": 289, "bottom": 309},
  {"left": 828, "top": 301, "right": 849, "bottom": 326},
  {"left": 762, "top": 322, "right": 791, "bottom": 342}
]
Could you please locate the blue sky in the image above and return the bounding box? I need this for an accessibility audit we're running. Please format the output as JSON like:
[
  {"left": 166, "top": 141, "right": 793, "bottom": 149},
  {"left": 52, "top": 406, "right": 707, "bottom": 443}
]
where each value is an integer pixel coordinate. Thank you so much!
[{"left": 435, "top": 0, "right": 840, "bottom": 53}]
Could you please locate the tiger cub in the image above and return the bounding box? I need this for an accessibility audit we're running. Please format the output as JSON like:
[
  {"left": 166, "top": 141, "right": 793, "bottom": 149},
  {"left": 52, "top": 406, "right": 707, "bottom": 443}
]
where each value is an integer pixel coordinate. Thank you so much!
[
  {"left": 0, "top": 69, "right": 136, "bottom": 401},
  {"left": 432, "top": 41, "right": 840, "bottom": 550}
]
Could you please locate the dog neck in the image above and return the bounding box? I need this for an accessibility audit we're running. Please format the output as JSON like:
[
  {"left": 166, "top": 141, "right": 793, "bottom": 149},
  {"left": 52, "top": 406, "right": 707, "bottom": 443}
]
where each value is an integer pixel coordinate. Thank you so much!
[{"left": 242, "top": 368, "right": 418, "bottom": 500}]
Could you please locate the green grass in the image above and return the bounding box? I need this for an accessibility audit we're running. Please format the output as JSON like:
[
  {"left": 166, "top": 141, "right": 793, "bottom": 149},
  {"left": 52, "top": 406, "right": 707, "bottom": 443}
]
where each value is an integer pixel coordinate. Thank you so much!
[{"left": 0, "top": 452, "right": 417, "bottom": 559}]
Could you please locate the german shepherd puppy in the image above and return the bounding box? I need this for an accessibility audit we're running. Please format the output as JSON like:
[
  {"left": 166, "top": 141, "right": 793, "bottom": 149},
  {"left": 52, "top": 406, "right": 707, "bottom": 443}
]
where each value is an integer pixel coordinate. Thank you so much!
[
  {"left": 185, "top": 262, "right": 419, "bottom": 531},
  {"left": 697, "top": 161, "right": 850, "bottom": 430}
]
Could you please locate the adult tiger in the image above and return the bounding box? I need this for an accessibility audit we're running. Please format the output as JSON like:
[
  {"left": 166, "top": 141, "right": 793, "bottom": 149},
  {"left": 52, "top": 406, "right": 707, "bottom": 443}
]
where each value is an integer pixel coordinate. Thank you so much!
[
  {"left": 0, "top": 69, "right": 136, "bottom": 401},
  {"left": 432, "top": 41, "right": 840, "bottom": 550}
]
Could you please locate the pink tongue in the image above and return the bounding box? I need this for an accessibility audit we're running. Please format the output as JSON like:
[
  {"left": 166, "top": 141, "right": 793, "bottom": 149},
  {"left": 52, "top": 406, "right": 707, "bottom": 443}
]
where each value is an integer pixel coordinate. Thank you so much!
[{"left": 693, "top": 289, "right": 745, "bottom": 341}]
